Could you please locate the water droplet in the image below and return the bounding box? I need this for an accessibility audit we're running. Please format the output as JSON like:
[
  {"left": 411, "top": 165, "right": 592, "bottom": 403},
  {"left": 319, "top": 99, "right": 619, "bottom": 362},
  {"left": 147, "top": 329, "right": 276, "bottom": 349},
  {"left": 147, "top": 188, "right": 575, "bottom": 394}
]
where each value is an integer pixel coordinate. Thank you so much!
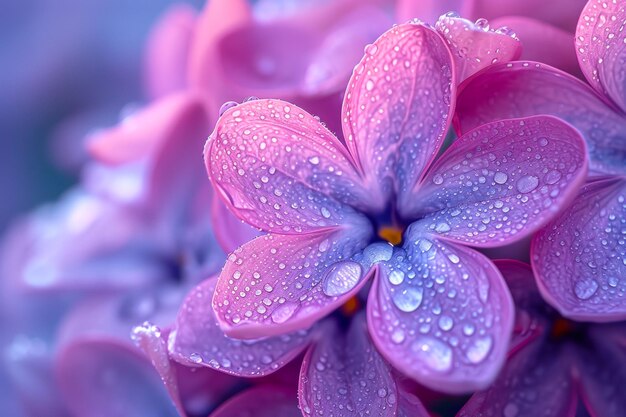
[
  {"left": 538, "top": 137, "right": 549, "bottom": 146},
  {"left": 438, "top": 315, "right": 454, "bottom": 331},
  {"left": 322, "top": 261, "right": 362, "bottom": 297},
  {"left": 219, "top": 101, "right": 238, "bottom": 116},
  {"left": 466, "top": 336, "right": 492, "bottom": 364},
  {"left": 365, "top": 79, "right": 375, "bottom": 91},
  {"left": 574, "top": 279, "right": 598, "bottom": 300},
  {"left": 544, "top": 170, "right": 561, "bottom": 185},
  {"left": 392, "top": 287, "right": 424, "bottom": 312},
  {"left": 388, "top": 270, "right": 405, "bottom": 285},
  {"left": 608, "top": 276, "right": 619, "bottom": 287},
  {"left": 516, "top": 175, "right": 539, "bottom": 193},
  {"left": 365, "top": 43, "right": 378, "bottom": 55},
  {"left": 411, "top": 337, "right": 452, "bottom": 372},
  {"left": 308, "top": 156, "right": 320, "bottom": 165},
  {"left": 391, "top": 329, "right": 405, "bottom": 344},
  {"left": 189, "top": 353, "right": 203, "bottom": 364},
  {"left": 494, "top": 171, "right": 508, "bottom": 184},
  {"left": 377, "top": 388, "right": 387, "bottom": 398},
  {"left": 474, "top": 17, "right": 490, "bottom": 31},
  {"left": 432, "top": 174, "right": 444, "bottom": 185},
  {"left": 320, "top": 207, "right": 331, "bottom": 218},
  {"left": 271, "top": 303, "right": 298, "bottom": 323}
]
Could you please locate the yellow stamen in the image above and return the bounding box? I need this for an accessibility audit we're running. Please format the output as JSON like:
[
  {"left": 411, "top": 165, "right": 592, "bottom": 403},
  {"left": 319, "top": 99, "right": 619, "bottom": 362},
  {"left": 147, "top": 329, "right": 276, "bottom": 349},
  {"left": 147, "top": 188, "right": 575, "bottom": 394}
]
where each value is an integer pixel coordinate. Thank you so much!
[
  {"left": 341, "top": 296, "right": 360, "bottom": 316},
  {"left": 378, "top": 226, "right": 403, "bottom": 246}
]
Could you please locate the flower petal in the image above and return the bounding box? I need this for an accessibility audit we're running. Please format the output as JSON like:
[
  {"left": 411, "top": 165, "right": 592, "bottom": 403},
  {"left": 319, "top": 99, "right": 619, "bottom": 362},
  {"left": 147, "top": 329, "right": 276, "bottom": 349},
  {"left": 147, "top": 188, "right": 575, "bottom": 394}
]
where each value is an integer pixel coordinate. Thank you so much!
[
  {"left": 490, "top": 16, "right": 583, "bottom": 78},
  {"left": 457, "top": 338, "right": 577, "bottom": 417},
  {"left": 576, "top": 323, "right": 626, "bottom": 417},
  {"left": 213, "top": 229, "right": 373, "bottom": 338},
  {"left": 341, "top": 22, "right": 455, "bottom": 214},
  {"left": 455, "top": 61, "right": 626, "bottom": 175},
  {"left": 207, "top": 99, "right": 372, "bottom": 232},
  {"left": 210, "top": 385, "right": 301, "bottom": 417},
  {"left": 298, "top": 315, "right": 398, "bottom": 417},
  {"left": 211, "top": 196, "right": 262, "bottom": 254},
  {"left": 576, "top": 0, "right": 626, "bottom": 113},
  {"left": 435, "top": 14, "right": 521, "bottom": 83},
  {"left": 532, "top": 176, "right": 626, "bottom": 322},
  {"left": 368, "top": 231, "right": 514, "bottom": 393},
  {"left": 144, "top": 4, "right": 196, "bottom": 99},
  {"left": 169, "top": 277, "right": 313, "bottom": 376},
  {"left": 414, "top": 116, "right": 588, "bottom": 247},
  {"left": 396, "top": 388, "right": 431, "bottom": 417}
]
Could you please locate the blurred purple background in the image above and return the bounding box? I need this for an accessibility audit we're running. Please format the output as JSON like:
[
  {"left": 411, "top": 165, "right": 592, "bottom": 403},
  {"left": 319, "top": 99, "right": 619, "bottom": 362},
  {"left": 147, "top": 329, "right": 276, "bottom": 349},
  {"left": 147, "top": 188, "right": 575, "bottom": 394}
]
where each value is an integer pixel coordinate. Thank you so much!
[{"left": 0, "top": 0, "right": 202, "bottom": 232}]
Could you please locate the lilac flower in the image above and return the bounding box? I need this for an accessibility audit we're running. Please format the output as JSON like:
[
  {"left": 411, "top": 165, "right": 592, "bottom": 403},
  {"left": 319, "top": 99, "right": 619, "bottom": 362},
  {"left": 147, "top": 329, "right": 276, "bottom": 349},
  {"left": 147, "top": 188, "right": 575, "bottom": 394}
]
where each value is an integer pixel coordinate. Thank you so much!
[
  {"left": 455, "top": 0, "right": 626, "bottom": 321},
  {"left": 206, "top": 21, "right": 588, "bottom": 393},
  {"left": 458, "top": 260, "right": 626, "bottom": 417}
]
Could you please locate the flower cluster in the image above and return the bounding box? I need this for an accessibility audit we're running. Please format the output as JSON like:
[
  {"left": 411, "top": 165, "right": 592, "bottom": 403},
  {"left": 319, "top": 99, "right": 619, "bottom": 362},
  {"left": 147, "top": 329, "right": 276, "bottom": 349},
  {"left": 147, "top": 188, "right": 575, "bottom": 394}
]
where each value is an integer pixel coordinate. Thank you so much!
[{"left": 1, "top": 0, "right": 624, "bottom": 416}]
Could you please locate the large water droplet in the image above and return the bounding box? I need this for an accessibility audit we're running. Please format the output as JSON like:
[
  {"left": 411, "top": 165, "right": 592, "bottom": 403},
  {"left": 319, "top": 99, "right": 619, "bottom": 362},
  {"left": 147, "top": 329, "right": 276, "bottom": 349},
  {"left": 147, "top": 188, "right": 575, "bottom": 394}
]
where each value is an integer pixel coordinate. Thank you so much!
[
  {"left": 322, "top": 261, "right": 362, "bottom": 297},
  {"left": 574, "top": 279, "right": 598, "bottom": 300},
  {"left": 271, "top": 302, "right": 298, "bottom": 323},
  {"left": 516, "top": 175, "right": 539, "bottom": 193},
  {"left": 392, "top": 286, "right": 424, "bottom": 312},
  {"left": 494, "top": 171, "right": 508, "bottom": 184},
  {"left": 466, "top": 336, "right": 492, "bottom": 364},
  {"left": 219, "top": 101, "right": 238, "bottom": 116},
  {"left": 411, "top": 337, "right": 452, "bottom": 372},
  {"left": 388, "top": 270, "right": 405, "bottom": 285}
]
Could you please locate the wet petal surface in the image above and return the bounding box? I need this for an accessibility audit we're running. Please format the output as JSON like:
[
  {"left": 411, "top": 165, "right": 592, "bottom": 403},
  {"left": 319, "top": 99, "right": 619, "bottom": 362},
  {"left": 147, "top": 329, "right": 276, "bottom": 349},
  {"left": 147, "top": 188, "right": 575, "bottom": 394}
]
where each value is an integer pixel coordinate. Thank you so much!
[
  {"left": 533, "top": 176, "right": 626, "bottom": 322},
  {"left": 213, "top": 228, "right": 373, "bottom": 338},
  {"left": 455, "top": 61, "right": 626, "bottom": 175},
  {"left": 210, "top": 385, "right": 301, "bottom": 417},
  {"left": 299, "top": 316, "right": 398, "bottom": 417},
  {"left": 576, "top": 0, "right": 626, "bottom": 113},
  {"left": 169, "top": 277, "right": 312, "bottom": 376},
  {"left": 414, "top": 116, "right": 588, "bottom": 247},
  {"left": 207, "top": 99, "right": 372, "bottom": 232},
  {"left": 368, "top": 230, "right": 514, "bottom": 393},
  {"left": 435, "top": 14, "right": 521, "bottom": 83},
  {"left": 341, "top": 22, "right": 455, "bottom": 214}
]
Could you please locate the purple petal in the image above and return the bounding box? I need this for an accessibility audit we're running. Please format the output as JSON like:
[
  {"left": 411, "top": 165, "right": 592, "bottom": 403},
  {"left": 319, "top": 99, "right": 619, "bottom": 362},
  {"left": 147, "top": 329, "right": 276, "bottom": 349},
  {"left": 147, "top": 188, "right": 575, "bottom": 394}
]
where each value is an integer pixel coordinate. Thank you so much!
[
  {"left": 341, "top": 22, "right": 455, "bottom": 215},
  {"left": 210, "top": 385, "right": 301, "bottom": 417},
  {"left": 435, "top": 14, "right": 521, "bottom": 83},
  {"left": 455, "top": 61, "right": 626, "bottom": 176},
  {"left": 532, "top": 176, "right": 626, "bottom": 322},
  {"left": 169, "top": 277, "right": 312, "bottom": 376},
  {"left": 368, "top": 230, "right": 514, "bottom": 393},
  {"left": 207, "top": 98, "right": 373, "bottom": 233},
  {"left": 298, "top": 315, "right": 398, "bottom": 417},
  {"left": 212, "top": 230, "right": 373, "bottom": 338},
  {"left": 577, "top": 323, "right": 626, "bottom": 417},
  {"left": 490, "top": 16, "right": 583, "bottom": 77},
  {"left": 396, "top": 388, "right": 431, "bottom": 417},
  {"left": 211, "top": 196, "right": 262, "bottom": 254},
  {"left": 458, "top": 338, "right": 577, "bottom": 417},
  {"left": 144, "top": 4, "right": 196, "bottom": 99},
  {"left": 576, "top": 0, "right": 626, "bottom": 113},
  {"left": 414, "top": 116, "right": 588, "bottom": 247}
]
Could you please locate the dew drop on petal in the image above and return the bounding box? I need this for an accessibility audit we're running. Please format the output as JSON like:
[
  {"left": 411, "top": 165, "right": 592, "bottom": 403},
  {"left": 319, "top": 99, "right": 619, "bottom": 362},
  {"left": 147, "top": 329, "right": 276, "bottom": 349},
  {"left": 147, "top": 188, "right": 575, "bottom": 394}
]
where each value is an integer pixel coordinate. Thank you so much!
[
  {"left": 392, "top": 287, "right": 424, "bottom": 312},
  {"left": 219, "top": 101, "right": 238, "bottom": 116},
  {"left": 466, "top": 336, "right": 492, "bottom": 364},
  {"left": 271, "top": 302, "right": 298, "bottom": 323},
  {"left": 516, "top": 175, "right": 539, "bottom": 193},
  {"left": 411, "top": 337, "right": 452, "bottom": 372},
  {"left": 322, "top": 261, "right": 362, "bottom": 297},
  {"left": 388, "top": 270, "right": 405, "bottom": 285},
  {"left": 494, "top": 171, "right": 508, "bottom": 184},
  {"left": 574, "top": 279, "right": 599, "bottom": 300}
]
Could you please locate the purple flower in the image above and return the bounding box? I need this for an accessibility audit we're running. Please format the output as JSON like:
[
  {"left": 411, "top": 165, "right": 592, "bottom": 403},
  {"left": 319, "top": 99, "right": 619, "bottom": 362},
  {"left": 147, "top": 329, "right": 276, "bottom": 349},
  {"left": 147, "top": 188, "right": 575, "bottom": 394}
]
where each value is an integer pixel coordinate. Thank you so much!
[
  {"left": 455, "top": 0, "right": 626, "bottom": 321},
  {"left": 205, "top": 21, "right": 588, "bottom": 393},
  {"left": 458, "top": 260, "right": 626, "bottom": 417}
]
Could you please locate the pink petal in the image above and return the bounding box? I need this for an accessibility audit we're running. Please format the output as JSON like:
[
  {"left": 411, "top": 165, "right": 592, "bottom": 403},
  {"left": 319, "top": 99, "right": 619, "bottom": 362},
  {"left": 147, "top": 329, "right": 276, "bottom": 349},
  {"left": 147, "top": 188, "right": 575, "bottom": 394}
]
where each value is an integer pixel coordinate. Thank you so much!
[
  {"left": 341, "top": 22, "right": 455, "bottom": 214},
  {"left": 490, "top": 16, "right": 583, "bottom": 78},
  {"left": 457, "top": 338, "right": 577, "bottom": 417},
  {"left": 532, "top": 176, "right": 626, "bottom": 322},
  {"left": 210, "top": 385, "right": 301, "bottom": 417},
  {"left": 472, "top": 0, "right": 587, "bottom": 32},
  {"left": 144, "top": 4, "right": 196, "bottom": 99},
  {"left": 211, "top": 196, "right": 262, "bottom": 253},
  {"left": 577, "top": 323, "right": 626, "bottom": 417},
  {"left": 576, "top": 0, "right": 626, "bottom": 113},
  {"left": 396, "top": 0, "right": 475, "bottom": 24},
  {"left": 169, "top": 277, "right": 313, "bottom": 377},
  {"left": 435, "top": 14, "right": 521, "bottom": 83},
  {"left": 415, "top": 116, "right": 588, "bottom": 247},
  {"left": 87, "top": 93, "right": 198, "bottom": 165},
  {"left": 298, "top": 316, "right": 398, "bottom": 417},
  {"left": 212, "top": 231, "right": 373, "bottom": 338},
  {"left": 455, "top": 61, "right": 626, "bottom": 176},
  {"left": 207, "top": 99, "right": 373, "bottom": 232},
  {"left": 367, "top": 233, "right": 514, "bottom": 393}
]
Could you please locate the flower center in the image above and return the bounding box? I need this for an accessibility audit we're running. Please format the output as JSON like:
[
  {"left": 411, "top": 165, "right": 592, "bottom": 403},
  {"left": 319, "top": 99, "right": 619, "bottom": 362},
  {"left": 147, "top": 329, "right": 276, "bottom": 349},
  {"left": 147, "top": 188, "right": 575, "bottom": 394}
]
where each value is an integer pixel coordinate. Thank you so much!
[{"left": 377, "top": 226, "right": 404, "bottom": 246}]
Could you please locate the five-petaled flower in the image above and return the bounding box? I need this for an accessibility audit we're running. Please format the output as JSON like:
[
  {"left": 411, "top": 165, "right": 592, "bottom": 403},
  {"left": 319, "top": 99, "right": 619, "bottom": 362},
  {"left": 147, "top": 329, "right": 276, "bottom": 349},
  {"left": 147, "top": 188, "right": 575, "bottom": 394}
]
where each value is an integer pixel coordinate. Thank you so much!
[{"left": 206, "top": 21, "right": 588, "bottom": 393}]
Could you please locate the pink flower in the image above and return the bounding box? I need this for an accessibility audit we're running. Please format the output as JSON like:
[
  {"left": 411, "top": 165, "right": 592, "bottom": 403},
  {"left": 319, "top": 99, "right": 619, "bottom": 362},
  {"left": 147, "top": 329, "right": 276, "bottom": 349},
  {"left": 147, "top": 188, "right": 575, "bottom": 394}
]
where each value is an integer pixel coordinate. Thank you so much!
[
  {"left": 206, "top": 21, "right": 588, "bottom": 394},
  {"left": 455, "top": 0, "right": 626, "bottom": 322},
  {"left": 459, "top": 260, "right": 626, "bottom": 417}
]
